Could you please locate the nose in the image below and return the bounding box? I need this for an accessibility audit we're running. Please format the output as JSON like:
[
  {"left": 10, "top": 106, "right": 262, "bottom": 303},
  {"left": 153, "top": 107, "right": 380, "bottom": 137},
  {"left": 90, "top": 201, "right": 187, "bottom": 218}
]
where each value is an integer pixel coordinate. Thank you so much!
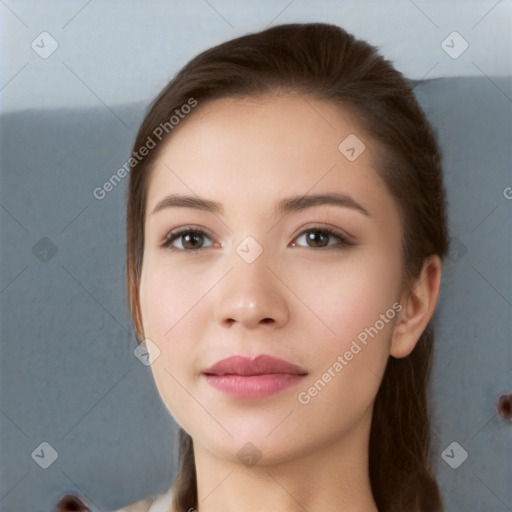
[{"left": 213, "top": 249, "right": 290, "bottom": 330}]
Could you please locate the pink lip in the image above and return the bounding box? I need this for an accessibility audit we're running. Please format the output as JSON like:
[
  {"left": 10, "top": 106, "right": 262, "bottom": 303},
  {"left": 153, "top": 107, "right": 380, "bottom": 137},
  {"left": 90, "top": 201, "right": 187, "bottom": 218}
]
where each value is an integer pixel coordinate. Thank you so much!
[{"left": 203, "top": 355, "right": 307, "bottom": 398}]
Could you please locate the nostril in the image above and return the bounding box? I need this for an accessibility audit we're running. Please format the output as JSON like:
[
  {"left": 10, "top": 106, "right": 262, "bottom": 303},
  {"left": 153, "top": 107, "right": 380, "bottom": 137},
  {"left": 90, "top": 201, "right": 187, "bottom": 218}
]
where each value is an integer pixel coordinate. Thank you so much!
[{"left": 55, "top": 494, "right": 89, "bottom": 512}]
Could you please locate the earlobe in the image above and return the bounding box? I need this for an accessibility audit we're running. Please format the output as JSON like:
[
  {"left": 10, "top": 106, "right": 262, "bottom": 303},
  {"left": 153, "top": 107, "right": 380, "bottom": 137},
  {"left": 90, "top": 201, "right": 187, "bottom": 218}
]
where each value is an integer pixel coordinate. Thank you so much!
[{"left": 390, "top": 255, "right": 442, "bottom": 359}]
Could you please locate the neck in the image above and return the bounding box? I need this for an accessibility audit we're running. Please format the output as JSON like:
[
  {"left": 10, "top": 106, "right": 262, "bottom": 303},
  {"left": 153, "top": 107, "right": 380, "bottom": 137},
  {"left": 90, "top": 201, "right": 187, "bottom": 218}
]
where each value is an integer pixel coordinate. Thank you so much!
[{"left": 192, "top": 408, "right": 378, "bottom": 512}]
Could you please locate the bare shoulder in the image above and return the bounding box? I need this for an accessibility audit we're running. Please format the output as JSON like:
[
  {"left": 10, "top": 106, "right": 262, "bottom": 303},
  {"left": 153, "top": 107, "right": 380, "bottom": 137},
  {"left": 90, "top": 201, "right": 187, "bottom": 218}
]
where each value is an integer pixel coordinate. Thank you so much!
[{"left": 111, "top": 486, "right": 174, "bottom": 512}]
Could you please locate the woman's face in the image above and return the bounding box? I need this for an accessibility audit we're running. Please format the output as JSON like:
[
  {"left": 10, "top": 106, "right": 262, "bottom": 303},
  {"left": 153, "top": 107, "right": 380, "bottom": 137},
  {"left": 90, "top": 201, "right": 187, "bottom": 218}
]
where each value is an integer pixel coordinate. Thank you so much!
[{"left": 139, "top": 94, "right": 404, "bottom": 465}]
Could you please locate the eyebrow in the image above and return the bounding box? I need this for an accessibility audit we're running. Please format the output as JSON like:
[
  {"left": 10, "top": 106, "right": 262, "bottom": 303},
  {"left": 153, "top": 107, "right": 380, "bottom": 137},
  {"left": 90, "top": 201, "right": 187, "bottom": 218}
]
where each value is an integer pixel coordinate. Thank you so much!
[{"left": 149, "top": 192, "right": 370, "bottom": 218}]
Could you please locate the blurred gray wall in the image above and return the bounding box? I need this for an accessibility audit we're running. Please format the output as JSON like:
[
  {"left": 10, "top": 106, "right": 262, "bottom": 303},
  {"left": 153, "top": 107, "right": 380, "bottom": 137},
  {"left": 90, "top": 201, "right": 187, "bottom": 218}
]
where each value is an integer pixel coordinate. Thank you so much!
[{"left": 1, "top": 0, "right": 511, "bottom": 112}]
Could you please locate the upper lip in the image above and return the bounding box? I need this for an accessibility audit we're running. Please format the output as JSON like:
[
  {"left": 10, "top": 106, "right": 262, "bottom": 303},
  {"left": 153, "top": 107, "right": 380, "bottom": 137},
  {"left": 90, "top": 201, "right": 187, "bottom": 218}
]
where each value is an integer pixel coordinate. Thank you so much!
[{"left": 203, "top": 355, "right": 308, "bottom": 376}]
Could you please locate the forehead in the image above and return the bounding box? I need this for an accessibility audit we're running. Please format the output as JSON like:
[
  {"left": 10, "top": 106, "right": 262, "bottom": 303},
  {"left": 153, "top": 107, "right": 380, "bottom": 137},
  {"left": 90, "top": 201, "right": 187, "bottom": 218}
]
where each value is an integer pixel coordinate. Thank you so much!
[{"left": 145, "top": 93, "right": 393, "bottom": 219}]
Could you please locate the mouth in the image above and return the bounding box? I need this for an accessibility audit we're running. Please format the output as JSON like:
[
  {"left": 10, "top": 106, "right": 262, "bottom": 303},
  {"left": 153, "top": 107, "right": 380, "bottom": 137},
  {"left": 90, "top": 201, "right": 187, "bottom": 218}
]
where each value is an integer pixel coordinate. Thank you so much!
[{"left": 203, "top": 354, "right": 308, "bottom": 398}]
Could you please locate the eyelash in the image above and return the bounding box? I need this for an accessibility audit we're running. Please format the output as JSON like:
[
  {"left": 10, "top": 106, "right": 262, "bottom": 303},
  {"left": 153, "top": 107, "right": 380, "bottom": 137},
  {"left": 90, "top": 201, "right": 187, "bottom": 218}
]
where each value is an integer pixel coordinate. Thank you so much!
[{"left": 161, "top": 225, "right": 355, "bottom": 253}]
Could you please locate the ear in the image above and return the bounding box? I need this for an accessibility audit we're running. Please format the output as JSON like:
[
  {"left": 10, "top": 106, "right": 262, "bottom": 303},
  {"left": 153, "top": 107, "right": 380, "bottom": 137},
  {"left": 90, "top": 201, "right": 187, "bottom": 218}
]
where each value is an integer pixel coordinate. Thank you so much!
[{"left": 390, "top": 254, "right": 442, "bottom": 359}]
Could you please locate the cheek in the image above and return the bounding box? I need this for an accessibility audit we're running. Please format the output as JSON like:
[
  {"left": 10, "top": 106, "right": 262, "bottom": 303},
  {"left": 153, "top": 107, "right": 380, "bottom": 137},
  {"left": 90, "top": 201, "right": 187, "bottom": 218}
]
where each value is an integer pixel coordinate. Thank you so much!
[
  {"left": 139, "top": 256, "right": 210, "bottom": 340},
  {"left": 286, "top": 249, "right": 402, "bottom": 414},
  {"left": 138, "top": 265, "right": 197, "bottom": 428},
  {"left": 138, "top": 257, "right": 215, "bottom": 413},
  {"left": 293, "top": 259, "right": 399, "bottom": 422},
  {"left": 289, "top": 249, "right": 401, "bottom": 345}
]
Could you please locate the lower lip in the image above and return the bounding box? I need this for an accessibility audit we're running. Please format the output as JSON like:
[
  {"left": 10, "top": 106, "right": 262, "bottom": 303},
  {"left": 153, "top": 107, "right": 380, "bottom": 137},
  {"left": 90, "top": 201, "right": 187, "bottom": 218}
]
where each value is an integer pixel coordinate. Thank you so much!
[{"left": 204, "top": 374, "right": 305, "bottom": 398}]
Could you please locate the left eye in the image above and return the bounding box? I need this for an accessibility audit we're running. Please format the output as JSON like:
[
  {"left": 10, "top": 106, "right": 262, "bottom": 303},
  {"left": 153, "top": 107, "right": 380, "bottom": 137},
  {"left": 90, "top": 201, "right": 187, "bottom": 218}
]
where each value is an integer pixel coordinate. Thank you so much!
[{"left": 292, "top": 228, "right": 353, "bottom": 249}]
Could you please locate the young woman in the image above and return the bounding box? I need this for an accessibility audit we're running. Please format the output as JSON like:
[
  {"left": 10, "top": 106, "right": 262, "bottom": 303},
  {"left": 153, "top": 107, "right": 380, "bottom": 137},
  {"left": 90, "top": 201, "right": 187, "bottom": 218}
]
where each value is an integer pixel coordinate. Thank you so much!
[{"left": 58, "top": 21, "right": 448, "bottom": 512}]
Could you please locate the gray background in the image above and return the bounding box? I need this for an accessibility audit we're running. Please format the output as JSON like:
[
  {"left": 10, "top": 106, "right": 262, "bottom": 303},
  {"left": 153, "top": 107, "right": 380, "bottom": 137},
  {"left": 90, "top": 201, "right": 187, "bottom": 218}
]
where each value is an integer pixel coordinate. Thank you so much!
[{"left": 1, "top": 1, "right": 511, "bottom": 511}]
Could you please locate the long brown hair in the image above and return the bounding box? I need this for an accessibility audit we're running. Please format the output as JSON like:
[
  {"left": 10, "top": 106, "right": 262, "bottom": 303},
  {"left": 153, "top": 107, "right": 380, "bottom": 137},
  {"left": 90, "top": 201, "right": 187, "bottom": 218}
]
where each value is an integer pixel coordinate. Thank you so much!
[{"left": 126, "top": 23, "right": 448, "bottom": 512}]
